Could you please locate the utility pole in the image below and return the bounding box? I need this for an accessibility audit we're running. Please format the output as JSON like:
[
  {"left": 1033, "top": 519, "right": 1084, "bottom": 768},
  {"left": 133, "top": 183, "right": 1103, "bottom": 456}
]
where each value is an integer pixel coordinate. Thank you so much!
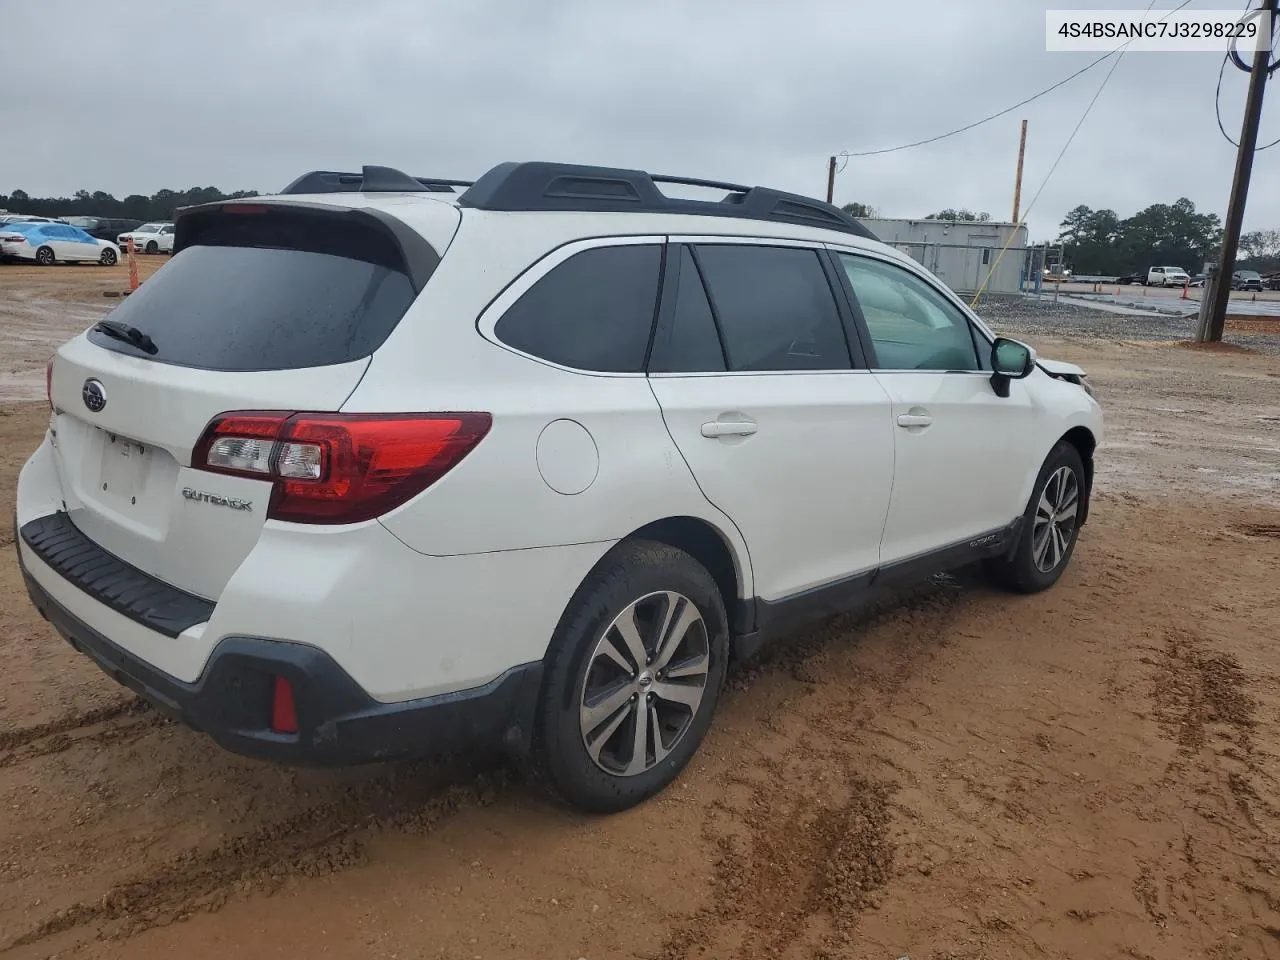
[
  {"left": 1198, "top": 0, "right": 1278, "bottom": 342},
  {"left": 826, "top": 156, "right": 837, "bottom": 204},
  {"left": 1012, "top": 119, "right": 1028, "bottom": 224}
]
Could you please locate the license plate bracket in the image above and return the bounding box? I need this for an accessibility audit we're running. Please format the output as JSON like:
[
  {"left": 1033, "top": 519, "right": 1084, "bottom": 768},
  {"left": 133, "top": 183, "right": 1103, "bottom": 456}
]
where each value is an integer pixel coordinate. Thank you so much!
[{"left": 98, "top": 431, "right": 150, "bottom": 504}]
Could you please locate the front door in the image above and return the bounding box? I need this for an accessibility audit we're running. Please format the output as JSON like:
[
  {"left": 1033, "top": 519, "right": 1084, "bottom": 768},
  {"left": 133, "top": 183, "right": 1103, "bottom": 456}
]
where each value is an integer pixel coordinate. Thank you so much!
[
  {"left": 647, "top": 240, "right": 895, "bottom": 603},
  {"left": 832, "top": 248, "right": 1044, "bottom": 566}
]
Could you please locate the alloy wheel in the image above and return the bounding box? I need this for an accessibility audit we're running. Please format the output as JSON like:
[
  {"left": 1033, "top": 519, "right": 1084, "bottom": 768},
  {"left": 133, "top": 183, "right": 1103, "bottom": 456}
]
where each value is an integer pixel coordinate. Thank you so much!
[
  {"left": 579, "top": 591, "right": 710, "bottom": 777},
  {"left": 1033, "top": 465, "right": 1079, "bottom": 573}
]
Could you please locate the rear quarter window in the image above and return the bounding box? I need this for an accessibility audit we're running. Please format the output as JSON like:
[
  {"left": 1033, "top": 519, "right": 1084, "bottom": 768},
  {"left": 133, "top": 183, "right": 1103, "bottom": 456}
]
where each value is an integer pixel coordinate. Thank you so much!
[
  {"left": 493, "top": 243, "right": 662, "bottom": 373},
  {"left": 86, "top": 208, "right": 423, "bottom": 372}
]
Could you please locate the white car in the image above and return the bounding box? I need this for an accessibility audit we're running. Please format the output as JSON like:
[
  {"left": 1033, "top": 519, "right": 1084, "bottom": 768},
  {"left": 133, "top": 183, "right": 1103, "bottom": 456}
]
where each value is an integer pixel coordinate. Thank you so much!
[
  {"left": 16, "top": 162, "right": 1102, "bottom": 813},
  {"left": 116, "top": 222, "right": 175, "bottom": 254},
  {"left": 1146, "top": 266, "right": 1190, "bottom": 287},
  {"left": 0, "top": 221, "right": 121, "bottom": 265}
]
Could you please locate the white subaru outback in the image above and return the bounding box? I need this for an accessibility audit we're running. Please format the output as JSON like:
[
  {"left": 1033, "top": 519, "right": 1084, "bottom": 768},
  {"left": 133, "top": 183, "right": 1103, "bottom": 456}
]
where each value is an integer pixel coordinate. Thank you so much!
[{"left": 15, "top": 162, "right": 1102, "bottom": 813}]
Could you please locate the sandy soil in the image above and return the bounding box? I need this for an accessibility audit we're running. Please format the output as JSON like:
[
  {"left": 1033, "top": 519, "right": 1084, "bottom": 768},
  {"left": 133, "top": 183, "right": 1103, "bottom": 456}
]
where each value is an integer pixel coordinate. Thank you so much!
[
  {"left": 1, "top": 269, "right": 1279, "bottom": 960},
  {"left": 0, "top": 261, "right": 167, "bottom": 404}
]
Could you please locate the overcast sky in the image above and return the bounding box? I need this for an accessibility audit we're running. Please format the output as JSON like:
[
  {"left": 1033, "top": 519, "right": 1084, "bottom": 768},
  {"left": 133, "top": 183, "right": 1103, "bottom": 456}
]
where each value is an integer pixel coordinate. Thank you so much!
[{"left": 3, "top": 0, "right": 1277, "bottom": 241}]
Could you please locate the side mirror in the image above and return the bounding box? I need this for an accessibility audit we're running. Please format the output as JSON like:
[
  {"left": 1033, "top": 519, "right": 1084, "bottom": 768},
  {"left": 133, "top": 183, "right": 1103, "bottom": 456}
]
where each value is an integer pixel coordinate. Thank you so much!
[{"left": 990, "top": 337, "right": 1036, "bottom": 397}]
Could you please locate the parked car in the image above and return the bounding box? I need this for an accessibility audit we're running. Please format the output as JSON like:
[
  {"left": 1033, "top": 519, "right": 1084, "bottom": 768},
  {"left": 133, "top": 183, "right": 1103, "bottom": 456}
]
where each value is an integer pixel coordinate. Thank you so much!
[
  {"left": 116, "top": 222, "right": 175, "bottom": 254},
  {"left": 64, "top": 216, "right": 143, "bottom": 243},
  {"left": 1146, "top": 266, "right": 1190, "bottom": 287},
  {"left": 0, "top": 221, "right": 120, "bottom": 265},
  {"left": 1264, "top": 273, "right": 1280, "bottom": 291},
  {"left": 1188, "top": 274, "right": 1206, "bottom": 288},
  {"left": 16, "top": 161, "right": 1102, "bottom": 813},
  {"left": 1231, "top": 270, "right": 1265, "bottom": 292},
  {"left": 1115, "top": 273, "right": 1145, "bottom": 285},
  {"left": 0, "top": 214, "right": 62, "bottom": 226}
]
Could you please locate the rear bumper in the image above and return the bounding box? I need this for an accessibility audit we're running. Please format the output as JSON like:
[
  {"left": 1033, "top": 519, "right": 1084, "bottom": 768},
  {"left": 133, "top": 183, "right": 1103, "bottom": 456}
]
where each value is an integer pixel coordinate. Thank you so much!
[{"left": 17, "top": 540, "right": 543, "bottom": 766}]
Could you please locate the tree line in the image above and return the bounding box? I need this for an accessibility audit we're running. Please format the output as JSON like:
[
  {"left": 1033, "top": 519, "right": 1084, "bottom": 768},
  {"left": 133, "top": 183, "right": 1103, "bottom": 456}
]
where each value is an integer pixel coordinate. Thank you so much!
[
  {"left": 842, "top": 194, "right": 1276, "bottom": 275},
  {"left": 0, "top": 186, "right": 260, "bottom": 222},
  {"left": 6, "top": 185, "right": 1276, "bottom": 275}
]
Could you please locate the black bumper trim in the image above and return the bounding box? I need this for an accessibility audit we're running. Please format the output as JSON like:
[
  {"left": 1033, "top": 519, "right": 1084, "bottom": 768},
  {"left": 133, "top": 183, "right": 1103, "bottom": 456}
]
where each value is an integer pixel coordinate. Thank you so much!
[
  {"left": 19, "top": 563, "right": 543, "bottom": 767},
  {"left": 19, "top": 511, "right": 213, "bottom": 638}
]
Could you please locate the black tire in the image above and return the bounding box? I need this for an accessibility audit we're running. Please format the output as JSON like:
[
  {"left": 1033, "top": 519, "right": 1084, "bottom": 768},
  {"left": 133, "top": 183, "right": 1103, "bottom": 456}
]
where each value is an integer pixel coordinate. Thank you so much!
[
  {"left": 145, "top": 240, "right": 158, "bottom": 255},
  {"left": 532, "top": 540, "right": 729, "bottom": 814},
  {"left": 99, "top": 248, "right": 117, "bottom": 266},
  {"left": 35, "top": 246, "right": 55, "bottom": 266},
  {"left": 986, "top": 441, "right": 1087, "bottom": 594}
]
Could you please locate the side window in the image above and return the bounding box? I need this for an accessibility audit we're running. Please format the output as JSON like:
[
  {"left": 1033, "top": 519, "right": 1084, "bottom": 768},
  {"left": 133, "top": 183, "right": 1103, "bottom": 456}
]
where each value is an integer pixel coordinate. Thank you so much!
[
  {"left": 837, "top": 254, "right": 981, "bottom": 372},
  {"left": 693, "top": 244, "right": 851, "bottom": 372},
  {"left": 494, "top": 244, "right": 662, "bottom": 373},
  {"left": 649, "top": 246, "right": 726, "bottom": 373},
  {"left": 970, "top": 323, "right": 992, "bottom": 371}
]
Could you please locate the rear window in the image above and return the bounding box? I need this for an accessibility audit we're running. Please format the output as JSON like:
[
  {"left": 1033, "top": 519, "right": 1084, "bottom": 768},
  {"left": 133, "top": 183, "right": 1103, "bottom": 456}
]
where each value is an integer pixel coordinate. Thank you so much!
[{"left": 87, "top": 209, "right": 420, "bottom": 372}]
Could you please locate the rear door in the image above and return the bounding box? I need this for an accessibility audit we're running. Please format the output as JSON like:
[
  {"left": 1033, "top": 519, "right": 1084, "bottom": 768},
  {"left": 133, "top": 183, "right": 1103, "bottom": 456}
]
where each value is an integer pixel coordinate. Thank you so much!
[
  {"left": 647, "top": 239, "right": 895, "bottom": 604},
  {"left": 47, "top": 200, "right": 459, "bottom": 600},
  {"left": 44, "top": 224, "right": 81, "bottom": 259}
]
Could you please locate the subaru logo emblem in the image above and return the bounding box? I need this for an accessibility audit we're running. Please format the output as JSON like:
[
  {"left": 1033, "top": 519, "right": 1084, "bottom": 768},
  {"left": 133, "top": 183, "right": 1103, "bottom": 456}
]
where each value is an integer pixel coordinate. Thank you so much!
[{"left": 82, "top": 379, "right": 106, "bottom": 413}]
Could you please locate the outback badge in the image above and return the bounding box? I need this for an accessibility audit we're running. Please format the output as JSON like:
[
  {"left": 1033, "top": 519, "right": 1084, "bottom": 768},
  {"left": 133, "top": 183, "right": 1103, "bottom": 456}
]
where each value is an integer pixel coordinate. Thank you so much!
[{"left": 182, "top": 488, "right": 253, "bottom": 512}]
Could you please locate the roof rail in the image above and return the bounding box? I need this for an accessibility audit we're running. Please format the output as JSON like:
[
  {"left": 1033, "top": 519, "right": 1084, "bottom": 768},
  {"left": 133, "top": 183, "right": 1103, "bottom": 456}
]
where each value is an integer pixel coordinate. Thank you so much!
[
  {"left": 456, "top": 161, "right": 877, "bottom": 240},
  {"left": 280, "top": 165, "right": 473, "bottom": 196}
]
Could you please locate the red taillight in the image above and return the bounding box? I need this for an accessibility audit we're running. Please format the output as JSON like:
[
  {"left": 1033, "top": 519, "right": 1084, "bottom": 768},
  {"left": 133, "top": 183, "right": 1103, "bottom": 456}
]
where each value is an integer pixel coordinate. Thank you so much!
[
  {"left": 271, "top": 675, "right": 298, "bottom": 734},
  {"left": 192, "top": 411, "right": 492, "bottom": 524},
  {"left": 45, "top": 357, "right": 54, "bottom": 409},
  {"left": 221, "top": 203, "right": 269, "bottom": 215}
]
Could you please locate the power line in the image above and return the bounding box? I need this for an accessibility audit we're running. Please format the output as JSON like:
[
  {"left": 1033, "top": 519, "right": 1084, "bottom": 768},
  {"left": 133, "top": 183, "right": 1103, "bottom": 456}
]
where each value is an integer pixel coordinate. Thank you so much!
[
  {"left": 1216, "top": 2, "right": 1279, "bottom": 149},
  {"left": 840, "top": 0, "right": 1196, "bottom": 159},
  {"left": 969, "top": 4, "right": 1147, "bottom": 307}
]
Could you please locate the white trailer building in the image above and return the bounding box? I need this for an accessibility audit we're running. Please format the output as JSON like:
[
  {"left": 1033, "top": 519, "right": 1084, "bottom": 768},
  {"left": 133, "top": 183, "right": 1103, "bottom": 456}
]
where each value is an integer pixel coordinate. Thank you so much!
[{"left": 857, "top": 218, "right": 1029, "bottom": 296}]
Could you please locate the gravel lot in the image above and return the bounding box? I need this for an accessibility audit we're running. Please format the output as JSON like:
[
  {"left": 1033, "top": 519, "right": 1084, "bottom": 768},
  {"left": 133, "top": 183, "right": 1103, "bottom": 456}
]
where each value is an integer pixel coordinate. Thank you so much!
[
  {"left": 1, "top": 266, "right": 1278, "bottom": 960},
  {"left": 975, "top": 294, "right": 1280, "bottom": 356}
]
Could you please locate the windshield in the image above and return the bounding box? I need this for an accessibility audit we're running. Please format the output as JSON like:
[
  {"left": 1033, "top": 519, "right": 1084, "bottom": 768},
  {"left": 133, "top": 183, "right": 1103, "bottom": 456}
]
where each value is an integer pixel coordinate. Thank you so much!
[
  {"left": 65, "top": 217, "right": 96, "bottom": 228},
  {"left": 1238, "top": 271, "right": 1261, "bottom": 279},
  {"left": 135, "top": 223, "right": 164, "bottom": 233}
]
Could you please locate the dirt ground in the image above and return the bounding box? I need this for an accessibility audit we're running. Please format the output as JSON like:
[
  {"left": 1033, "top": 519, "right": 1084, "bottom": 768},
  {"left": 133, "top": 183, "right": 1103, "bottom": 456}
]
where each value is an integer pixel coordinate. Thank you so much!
[{"left": 1, "top": 264, "right": 1279, "bottom": 960}]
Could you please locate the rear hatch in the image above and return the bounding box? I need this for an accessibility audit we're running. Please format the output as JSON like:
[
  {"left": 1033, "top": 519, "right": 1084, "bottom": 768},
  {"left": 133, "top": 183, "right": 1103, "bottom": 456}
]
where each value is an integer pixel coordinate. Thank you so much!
[{"left": 46, "top": 199, "right": 456, "bottom": 600}]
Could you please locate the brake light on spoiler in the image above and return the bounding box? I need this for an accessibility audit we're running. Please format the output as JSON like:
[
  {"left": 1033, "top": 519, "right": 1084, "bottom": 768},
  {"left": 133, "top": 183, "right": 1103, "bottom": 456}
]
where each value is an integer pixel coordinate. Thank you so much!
[{"left": 192, "top": 412, "right": 492, "bottom": 524}]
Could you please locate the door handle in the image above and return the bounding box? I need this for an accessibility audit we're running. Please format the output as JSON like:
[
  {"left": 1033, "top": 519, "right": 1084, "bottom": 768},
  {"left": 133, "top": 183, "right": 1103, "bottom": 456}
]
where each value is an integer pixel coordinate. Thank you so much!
[
  {"left": 896, "top": 413, "right": 933, "bottom": 428},
  {"left": 701, "top": 420, "right": 757, "bottom": 438}
]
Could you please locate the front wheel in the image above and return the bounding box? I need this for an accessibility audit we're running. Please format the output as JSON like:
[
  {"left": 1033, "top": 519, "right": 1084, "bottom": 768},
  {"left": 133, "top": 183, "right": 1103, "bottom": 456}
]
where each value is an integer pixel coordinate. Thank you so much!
[
  {"left": 35, "top": 246, "right": 55, "bottom": 266},
  {"left": 986, "top": 442, "right": 1087, "bottom": 594},
  {"left": 533, "top": 540, "right": 729, "bottom": 813},
  {"left": 145, "top": 240, "right": 158, "bottom": 255},
  {"left": 99, "top": 248, "right": 117, "bottom": 266}
]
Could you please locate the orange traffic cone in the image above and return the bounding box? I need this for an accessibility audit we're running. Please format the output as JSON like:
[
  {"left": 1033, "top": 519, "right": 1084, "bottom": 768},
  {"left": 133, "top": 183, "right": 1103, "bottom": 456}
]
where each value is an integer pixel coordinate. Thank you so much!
[
  {"left": 1181, "top": 282, "right": 1188, "bottom": 300},
  {"left": 127, "top": 237, "right": 139, "bottom": 292}
]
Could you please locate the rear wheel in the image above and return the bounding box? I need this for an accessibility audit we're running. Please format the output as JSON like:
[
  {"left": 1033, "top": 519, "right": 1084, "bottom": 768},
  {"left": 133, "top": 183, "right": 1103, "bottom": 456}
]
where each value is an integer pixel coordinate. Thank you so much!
[
  {"left": 99, "top": 248, "right": 117, "bottom": 266},
  {"left": 533, "top": 540, "right": 729, "bottom": 813},
  {"left": 35, "top": 246, "right": 54, "bottom": 266},
  {"left": 986, "top": 442, "right": 1087, "bottom": 594}
]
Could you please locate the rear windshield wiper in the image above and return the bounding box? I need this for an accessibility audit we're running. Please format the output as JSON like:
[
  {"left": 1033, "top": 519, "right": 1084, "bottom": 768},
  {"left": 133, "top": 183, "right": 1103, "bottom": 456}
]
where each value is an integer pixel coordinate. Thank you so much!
[{"left": 93, "top": 318, "right": 158, "bottom": 355}]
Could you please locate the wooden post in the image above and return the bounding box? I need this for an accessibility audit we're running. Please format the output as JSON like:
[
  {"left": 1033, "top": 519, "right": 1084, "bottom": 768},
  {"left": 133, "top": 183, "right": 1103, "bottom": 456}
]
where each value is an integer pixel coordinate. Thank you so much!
[
  {"left": 1012, "top": 119, "right": 1028, "bottom": 223},
  {"left": 1199, "top": 0, "right": 1278, "bottom": 341},
  {"left": 826, "top": 156, "right": 836, "bottom": 204}
]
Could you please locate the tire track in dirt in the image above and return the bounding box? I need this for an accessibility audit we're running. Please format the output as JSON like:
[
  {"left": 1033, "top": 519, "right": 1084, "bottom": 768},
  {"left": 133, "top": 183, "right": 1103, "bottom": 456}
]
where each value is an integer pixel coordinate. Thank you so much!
[
  {"left": 1142, "top": 626, "right": 1280, "bottom": 950},
  {"left": 0, "top": 697, "right": 148, "bottom": 754},
  {"left": 654, "top": 587, "right": 963, "bottom": 960},
  {"left": 5, "top": 763, "right": 513, "bottom": 953}
]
